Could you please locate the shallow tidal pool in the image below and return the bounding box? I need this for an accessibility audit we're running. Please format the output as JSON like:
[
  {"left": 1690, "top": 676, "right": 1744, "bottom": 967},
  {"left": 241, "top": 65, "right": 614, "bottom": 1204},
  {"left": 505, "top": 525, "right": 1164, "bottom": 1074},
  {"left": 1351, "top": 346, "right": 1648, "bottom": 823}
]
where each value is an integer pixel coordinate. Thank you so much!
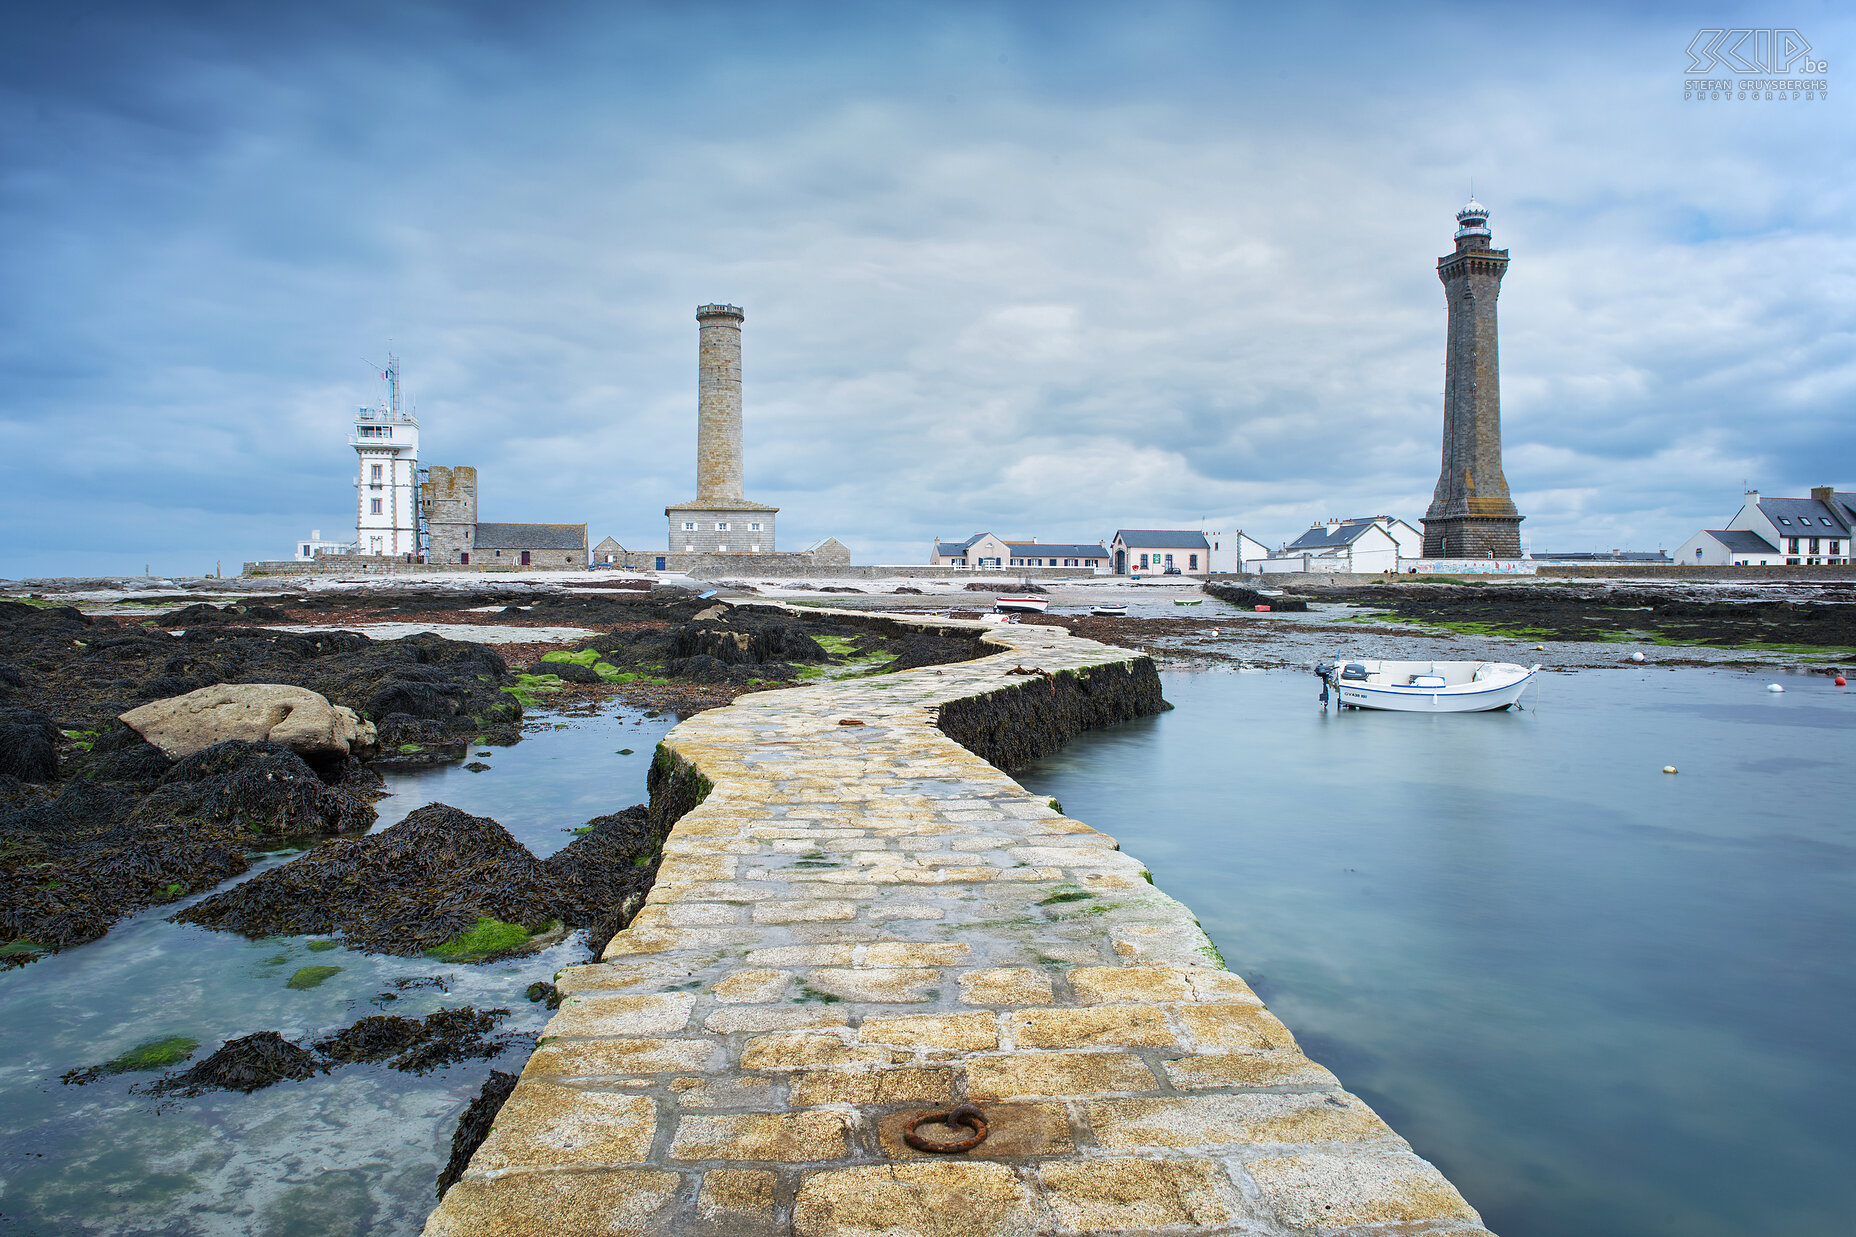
[
  {"left": 1019, "top": 666, "right": 1856, "bottom": 1237},
  {"left": 0, "top": 705, "right": 672, "bottom": 1237}
]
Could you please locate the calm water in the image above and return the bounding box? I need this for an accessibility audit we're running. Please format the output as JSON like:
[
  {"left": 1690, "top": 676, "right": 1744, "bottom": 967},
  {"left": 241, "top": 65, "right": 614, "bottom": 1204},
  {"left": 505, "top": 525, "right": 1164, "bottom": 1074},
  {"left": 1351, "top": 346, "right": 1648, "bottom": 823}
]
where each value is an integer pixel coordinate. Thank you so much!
[
  {"left": 1019, "top": 667, "right": 1856, "bottom": 1237},
  {"left": 0, "top": 706, "right": 672, "bottom": 1237}
]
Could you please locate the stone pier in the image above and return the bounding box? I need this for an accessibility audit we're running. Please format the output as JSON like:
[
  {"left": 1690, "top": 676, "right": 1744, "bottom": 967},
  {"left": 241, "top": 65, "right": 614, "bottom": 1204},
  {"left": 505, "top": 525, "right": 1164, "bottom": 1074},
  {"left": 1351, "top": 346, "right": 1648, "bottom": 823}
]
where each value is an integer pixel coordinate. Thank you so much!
[{"left": 425, "top": 614, "right": 1491, "bottom": 1236}]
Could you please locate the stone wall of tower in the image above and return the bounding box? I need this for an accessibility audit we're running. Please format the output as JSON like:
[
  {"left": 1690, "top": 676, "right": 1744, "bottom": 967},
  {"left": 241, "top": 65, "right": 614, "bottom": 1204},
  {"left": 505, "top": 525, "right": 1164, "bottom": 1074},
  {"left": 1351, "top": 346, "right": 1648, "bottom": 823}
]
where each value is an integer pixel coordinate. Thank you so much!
[
  {"left": 667, "top": 508, "right": 777, "bottom": 554},
  {"left": 423, "top": 465, "right": 478, "bottom": 563},
  {"left": 1422, "top": 205, "right": 1524, "bottom": 558},
  {"left": 696, "top": 304, "right": 745, "bottom": 502}
]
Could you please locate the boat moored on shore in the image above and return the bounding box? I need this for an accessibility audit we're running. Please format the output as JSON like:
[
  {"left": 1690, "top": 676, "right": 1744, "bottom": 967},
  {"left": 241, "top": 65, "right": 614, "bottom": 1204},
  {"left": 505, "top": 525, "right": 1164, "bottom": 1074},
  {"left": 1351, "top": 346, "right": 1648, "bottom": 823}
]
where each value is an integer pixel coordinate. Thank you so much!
[{"left": 994, "top": 595, "right": 1049, "bottom": 614}]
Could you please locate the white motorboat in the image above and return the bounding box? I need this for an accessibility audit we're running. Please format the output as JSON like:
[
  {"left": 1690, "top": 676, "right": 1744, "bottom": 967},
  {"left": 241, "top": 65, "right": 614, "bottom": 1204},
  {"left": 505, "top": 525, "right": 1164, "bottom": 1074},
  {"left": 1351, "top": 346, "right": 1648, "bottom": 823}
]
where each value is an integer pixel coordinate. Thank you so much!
[
  {"left": 1315, "top": 658, "right": 1539, "bottom": 712},
  {"left": 1089, "top": 604, "right": 1127, "bottom": 617},
  {"left": 994, "top": 595, "right": 1049, "bottom": 614}
]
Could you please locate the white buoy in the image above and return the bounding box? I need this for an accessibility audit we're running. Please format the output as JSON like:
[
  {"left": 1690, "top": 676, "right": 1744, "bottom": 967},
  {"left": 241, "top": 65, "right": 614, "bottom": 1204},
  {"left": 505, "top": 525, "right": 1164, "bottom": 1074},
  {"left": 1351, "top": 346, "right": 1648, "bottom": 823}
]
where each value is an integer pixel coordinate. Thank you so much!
[
  {"left": 1534, "top": 644, "right": 1545, "bottom": 651},
  {"left": 1663, "top": 766, "right": 1677, "bottom": 774},
  {"left": 1767, "top": 683, "right": 1784, "bottom": 693},
  {"left": 1631, "top": 652, "right": 1645, "bottom": 662}
]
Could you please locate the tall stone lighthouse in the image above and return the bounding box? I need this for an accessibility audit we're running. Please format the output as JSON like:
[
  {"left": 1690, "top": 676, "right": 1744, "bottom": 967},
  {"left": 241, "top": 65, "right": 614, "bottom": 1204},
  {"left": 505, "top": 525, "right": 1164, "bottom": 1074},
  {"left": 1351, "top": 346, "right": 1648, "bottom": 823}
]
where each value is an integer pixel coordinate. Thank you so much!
[
  {"left": 666, "top": 304, "right": 778, "bottom": 554},
  {"left": 1421, "top": 200, "right": 1524, "bottom": 558}
]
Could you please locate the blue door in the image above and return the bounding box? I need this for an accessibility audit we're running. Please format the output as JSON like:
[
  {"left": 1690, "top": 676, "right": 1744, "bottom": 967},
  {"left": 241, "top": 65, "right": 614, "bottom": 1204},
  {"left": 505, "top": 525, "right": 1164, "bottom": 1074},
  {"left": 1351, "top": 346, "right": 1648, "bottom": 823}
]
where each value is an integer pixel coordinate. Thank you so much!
[{"left": 655, "top": 556, "right": 666, "bottom": 571}]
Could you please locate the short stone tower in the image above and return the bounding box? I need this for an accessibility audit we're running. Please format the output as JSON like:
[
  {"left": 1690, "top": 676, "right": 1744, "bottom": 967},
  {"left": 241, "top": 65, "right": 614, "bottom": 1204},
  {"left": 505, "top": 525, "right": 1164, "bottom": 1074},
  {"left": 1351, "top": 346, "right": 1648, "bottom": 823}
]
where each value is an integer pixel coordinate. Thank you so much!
[
  {"left": 667, "top": 304, "right": 779, "bottom": 554},
  {"left": 422, "top": 466, "right": 478, "bottom": 563},
  {"left": 1421, "top": 200, "right": 1524, "bottom": 558}
]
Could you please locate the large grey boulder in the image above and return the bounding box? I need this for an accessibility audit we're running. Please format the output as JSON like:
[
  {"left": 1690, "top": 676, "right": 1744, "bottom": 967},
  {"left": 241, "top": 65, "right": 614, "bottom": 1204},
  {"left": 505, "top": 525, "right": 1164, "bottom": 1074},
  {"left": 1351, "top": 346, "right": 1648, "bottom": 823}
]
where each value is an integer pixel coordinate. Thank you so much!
[{"left": 120, "top": 684, "right": 378, "bottom": 762}]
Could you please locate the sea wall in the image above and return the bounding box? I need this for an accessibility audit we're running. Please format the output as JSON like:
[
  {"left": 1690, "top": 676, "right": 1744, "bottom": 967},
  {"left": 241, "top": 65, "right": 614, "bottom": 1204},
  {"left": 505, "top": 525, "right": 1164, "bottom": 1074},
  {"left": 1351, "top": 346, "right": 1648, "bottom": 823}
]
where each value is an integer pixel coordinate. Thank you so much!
[
  {"left": 243, "top": 559, "right": 1103, "bottom": 581},
  {"left": 423, "top": 612, "right": 1492, "bottom": 1237}
]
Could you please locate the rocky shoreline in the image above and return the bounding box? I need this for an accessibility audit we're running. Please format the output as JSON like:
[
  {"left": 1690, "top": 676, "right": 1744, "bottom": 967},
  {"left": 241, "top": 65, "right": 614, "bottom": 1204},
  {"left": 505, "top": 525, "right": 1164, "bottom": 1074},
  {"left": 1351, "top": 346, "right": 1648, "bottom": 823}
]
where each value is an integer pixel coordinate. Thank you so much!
[{"left": 0, "top": 590, "right": 986, "bottom": 969}]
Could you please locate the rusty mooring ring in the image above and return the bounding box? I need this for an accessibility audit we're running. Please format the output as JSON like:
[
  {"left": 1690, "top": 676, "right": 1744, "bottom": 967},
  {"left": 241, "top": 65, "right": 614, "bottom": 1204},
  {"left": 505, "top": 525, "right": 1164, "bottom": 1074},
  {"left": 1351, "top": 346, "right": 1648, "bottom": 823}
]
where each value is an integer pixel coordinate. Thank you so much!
[{"left": 903, "top": 1103, "right": 989, "bottom": 1153}]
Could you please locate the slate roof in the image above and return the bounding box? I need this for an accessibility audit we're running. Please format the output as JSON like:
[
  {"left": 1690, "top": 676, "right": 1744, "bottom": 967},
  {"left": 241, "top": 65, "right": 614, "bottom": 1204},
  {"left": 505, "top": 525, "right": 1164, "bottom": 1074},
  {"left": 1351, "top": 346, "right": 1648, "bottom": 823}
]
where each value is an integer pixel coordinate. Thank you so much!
[
  {"left": 593, "top": 536, "right": 625, "bottom": 553},
  {"left": 474, "top": 523, "right": 588, "bottom": 550},
  {"left": 1285, "top": 521, "right": 1387, "bottom": 551},
  {"left": 934, "top": 534, "right": 990, "bottom": 555},
  {"left": 1703, "top": 530, "right": 1780, "bottom": 554},
  {"left": 1757, "top": 497, "right": 1851, "bottom": 534},
  {"left": 1112, "top": 530, "right": 1210, "bottom": 550},
  {"left": 1012, "top": 544, "right": 1109, "bottom": 559}
]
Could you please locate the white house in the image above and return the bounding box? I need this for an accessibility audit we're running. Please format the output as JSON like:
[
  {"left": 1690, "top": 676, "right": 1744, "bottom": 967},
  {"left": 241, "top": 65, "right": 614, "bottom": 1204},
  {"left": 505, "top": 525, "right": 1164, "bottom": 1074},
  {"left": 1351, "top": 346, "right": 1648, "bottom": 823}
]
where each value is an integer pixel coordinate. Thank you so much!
[
  {"left": 1260, "top": 517, "right": 1410, "bottom": 574},
  {"left": 1109, "top": 530, "right": 1211, "bottom": 576},
  {"left": 1675, "top": 487, "right": 1854, "bottom": 566},
  {"left": 931, "top": 534, "right": 1109, "bottom": 570},
  {"left": 1202, "top": 530, "right": 1272, "bottom": 574},
  {"left": 931, "top": 533, "right": 1022, "bottom": 568},
  {"left": 1673, "top": 530, "right": 1781, "bottom": 566},
  {"left": 293, "top": 529, "right": 353, "bottom": 561}
]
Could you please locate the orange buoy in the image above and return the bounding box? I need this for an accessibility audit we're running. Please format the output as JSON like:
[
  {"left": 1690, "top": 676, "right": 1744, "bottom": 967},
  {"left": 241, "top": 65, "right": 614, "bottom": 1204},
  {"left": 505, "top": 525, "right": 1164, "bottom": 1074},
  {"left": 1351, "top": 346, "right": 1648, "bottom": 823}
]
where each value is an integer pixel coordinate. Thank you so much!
[
  {"left": 1254, "top": 604, "right": 1270, "bottom": 612},
  {"left": 1838, "top": 676, "right": 1848, "bottom": 687}
]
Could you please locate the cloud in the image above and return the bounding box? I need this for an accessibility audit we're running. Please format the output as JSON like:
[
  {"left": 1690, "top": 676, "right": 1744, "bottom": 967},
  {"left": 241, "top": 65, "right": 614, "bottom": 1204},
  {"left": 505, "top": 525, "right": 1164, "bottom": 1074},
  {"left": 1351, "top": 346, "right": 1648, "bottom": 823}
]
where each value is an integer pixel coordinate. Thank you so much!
[{"left": 1, "top": 2, "right": 1851, "bottom": 576}]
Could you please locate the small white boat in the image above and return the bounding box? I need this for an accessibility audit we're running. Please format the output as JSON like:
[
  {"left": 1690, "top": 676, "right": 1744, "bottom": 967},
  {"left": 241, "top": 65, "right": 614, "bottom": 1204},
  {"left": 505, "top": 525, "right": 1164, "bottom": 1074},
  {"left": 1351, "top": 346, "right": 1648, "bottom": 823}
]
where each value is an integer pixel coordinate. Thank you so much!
[
  {"left": 1089, "top": 604, "right": 1127, "bottom": 617},
  {"left": 994, "top": 595, "right": 1049, "bottom": 614},
  {"left": 1315, "top": 658, "right": 1539, "bottom": 712}
]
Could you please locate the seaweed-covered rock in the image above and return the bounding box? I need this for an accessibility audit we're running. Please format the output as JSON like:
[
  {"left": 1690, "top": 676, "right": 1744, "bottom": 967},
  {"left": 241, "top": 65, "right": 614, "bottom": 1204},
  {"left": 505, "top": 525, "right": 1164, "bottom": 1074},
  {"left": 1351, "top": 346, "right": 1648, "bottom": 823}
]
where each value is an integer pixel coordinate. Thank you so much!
[
  {"left": 661, "top": 654, "right": 732, "bottom": 683},
  {"left": 148, "top": 1031, "right": 324, "bottom": 1095},
  {"left": 437, "top": 1070, "right": 519, "bottom": 1198},
  {"left": 365, "top": 680, "right": 463, "bottom": 722},
  {"left": 174, "top": 804, "right": 562, "bottom": 955},
  {"left": 543, "top": 804, "right": 665, "bottom": 955},
  {"left": 884, "top": 635, "right": 985, "bottom": 673},
  {"left": 0, "top": 707, "right": 59, "bottom": 783},
  {"left": 135, "top": 741, "right": 376, "bottom": 837},
  {"left": 85, "top": 725, "right": 173, "bottom": 788},
  {"left": 119, "top": 684, "right": 378, "bottom": 762},
  {"left": 3, "top": 740, "right": 370, "bottom": 959},
  {"left": 159, "top": 601, "right": 291, "bottom": 626},
  {"left": 313, "top": 1006, "right": 515, "bottom": 1074},
  {"left": 1202, "top": 583, "right": 1309, "bottom": 612}
]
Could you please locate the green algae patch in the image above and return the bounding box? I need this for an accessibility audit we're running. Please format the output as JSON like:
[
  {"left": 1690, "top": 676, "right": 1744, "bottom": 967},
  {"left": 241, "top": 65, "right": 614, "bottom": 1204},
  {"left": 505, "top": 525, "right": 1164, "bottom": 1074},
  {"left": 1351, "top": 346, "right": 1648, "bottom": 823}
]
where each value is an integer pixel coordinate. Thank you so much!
[
  {"left": 113, "top": 1036, "right": 201, "bottom": 1071},
  {"left": 541, "top": 649, "right": 603, "bottom": 667},
  {"left": 286, "top": 965, "right": 343, "bottom": 990},
  {"left": 502, "top": 673, "right": 565, "bottom": 708},
  {"left": 425, "top": 916, "right": 554, "bottom": 962},
  {"left": 60, "top": 1035, "right": 202, "bottom": 1085},
  {"left": 0, "top": 939, "right": 47, "bottom": 959},
  {"left": 306, "top": 939, "right": 338, "bottom": 952},
  {"left": 1037, "top": 890, "right": 1094, "bottom": 906}
]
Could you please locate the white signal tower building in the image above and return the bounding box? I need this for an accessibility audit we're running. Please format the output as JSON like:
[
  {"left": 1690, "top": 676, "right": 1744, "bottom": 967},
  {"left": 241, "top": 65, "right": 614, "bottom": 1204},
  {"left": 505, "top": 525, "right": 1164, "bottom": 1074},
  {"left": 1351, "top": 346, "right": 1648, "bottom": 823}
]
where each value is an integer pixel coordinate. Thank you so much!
[{"left": 351, "top": 354, "right": 422, "bottom": 557}]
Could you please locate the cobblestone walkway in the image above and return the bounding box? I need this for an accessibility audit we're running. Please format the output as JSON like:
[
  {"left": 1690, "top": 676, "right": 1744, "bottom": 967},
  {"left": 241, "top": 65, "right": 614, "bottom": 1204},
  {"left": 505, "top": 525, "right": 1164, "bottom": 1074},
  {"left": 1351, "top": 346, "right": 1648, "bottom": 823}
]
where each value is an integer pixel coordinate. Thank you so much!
[{"left": 425, "top": 616, "right": 1491, "bottom": 1236}]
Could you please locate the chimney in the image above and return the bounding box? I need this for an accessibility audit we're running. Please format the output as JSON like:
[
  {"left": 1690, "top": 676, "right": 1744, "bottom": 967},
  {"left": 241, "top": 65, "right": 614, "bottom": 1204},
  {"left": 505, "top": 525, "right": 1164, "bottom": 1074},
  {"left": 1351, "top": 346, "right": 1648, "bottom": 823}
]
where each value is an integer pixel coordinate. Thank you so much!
[{"left": 1811, "top": 486, "right": 1834, "bottom": 502}]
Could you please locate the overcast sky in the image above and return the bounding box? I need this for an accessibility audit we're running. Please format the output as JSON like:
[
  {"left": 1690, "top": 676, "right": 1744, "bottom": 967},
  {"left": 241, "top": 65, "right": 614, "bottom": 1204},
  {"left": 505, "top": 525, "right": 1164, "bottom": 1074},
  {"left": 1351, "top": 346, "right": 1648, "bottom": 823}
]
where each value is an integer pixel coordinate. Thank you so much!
[{"left": 2, "top": 1, "right": 1850, "bottom": 577}]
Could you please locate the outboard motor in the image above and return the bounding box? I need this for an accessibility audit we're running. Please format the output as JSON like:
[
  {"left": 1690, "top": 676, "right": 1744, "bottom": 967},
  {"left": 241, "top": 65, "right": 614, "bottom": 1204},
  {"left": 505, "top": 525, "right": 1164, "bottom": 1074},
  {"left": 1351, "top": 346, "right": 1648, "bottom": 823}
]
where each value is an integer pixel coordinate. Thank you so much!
[{"left": 1340, "top": 662, "right": 1369, "bottom": 682}]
